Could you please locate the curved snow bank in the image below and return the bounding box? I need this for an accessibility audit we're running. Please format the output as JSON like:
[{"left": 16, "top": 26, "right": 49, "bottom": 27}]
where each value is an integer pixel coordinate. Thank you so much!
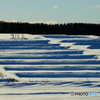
[
  {"left": 83, "top": 49, "right": 100, "bottom": 55},
  {"left": 0, "top": 65, "right": 19, "bottom": 80},
  {"left": 48, "top": 38, "right": 61, "bottom": 44},
  {"left": 83, "top": 49, "right": 100, "bottom": 59},
  {"left": 69, "top": 45, "right": 90, "bottom": 50},
  {"left": 60, "top": 43, "right": 75, "bottom": 47},
  {"left": 86, "top": 35, "right": 100, "bottom": 39}
]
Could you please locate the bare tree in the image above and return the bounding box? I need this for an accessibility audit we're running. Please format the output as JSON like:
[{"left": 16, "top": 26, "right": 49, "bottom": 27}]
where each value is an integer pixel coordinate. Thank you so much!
[
  {"left": 22, "top": 34, "right": 25, "bottom": 39},
  {"left": 11, "top": 34, "right": 15, "bottom": 39},
  {"left": 16, "top": 34, "right": 19, "bottom": 38},
  {"left": 11, "top": 34, "right": 27, "bottom": 39}
]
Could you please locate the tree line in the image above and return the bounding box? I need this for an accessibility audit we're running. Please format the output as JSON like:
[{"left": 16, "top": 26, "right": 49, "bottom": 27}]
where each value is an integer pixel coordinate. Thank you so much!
[{"left": 0, "top": 21, "right": 100, "bottom": 36}]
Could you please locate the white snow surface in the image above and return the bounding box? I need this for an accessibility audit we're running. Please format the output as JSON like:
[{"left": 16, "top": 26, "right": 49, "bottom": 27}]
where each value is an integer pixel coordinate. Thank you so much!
[{"left": 0, "top": 34, "right": 100, "bottom": 100}]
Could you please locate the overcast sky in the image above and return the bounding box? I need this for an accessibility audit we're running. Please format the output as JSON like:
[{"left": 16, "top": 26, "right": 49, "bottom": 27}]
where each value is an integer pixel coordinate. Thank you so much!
[{"left": 0, "top": 0, "right": 100, "bottom": 24}]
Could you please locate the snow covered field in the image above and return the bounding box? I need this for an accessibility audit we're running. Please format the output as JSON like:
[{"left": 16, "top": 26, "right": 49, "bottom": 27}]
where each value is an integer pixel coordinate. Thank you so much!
[{"left": 0, "top": 34, "right": 100, "bottom": 100}]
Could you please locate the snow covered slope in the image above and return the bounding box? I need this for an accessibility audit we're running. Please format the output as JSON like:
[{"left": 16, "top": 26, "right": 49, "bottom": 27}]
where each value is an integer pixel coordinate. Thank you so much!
[{"left": 0, "top": 34, "right": 100, "bottom": 100}]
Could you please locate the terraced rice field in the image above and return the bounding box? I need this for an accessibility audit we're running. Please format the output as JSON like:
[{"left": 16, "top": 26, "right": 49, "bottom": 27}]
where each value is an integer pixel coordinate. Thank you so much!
[{"left": 0, "top": 34, "right": 100, "bottom": 100}]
